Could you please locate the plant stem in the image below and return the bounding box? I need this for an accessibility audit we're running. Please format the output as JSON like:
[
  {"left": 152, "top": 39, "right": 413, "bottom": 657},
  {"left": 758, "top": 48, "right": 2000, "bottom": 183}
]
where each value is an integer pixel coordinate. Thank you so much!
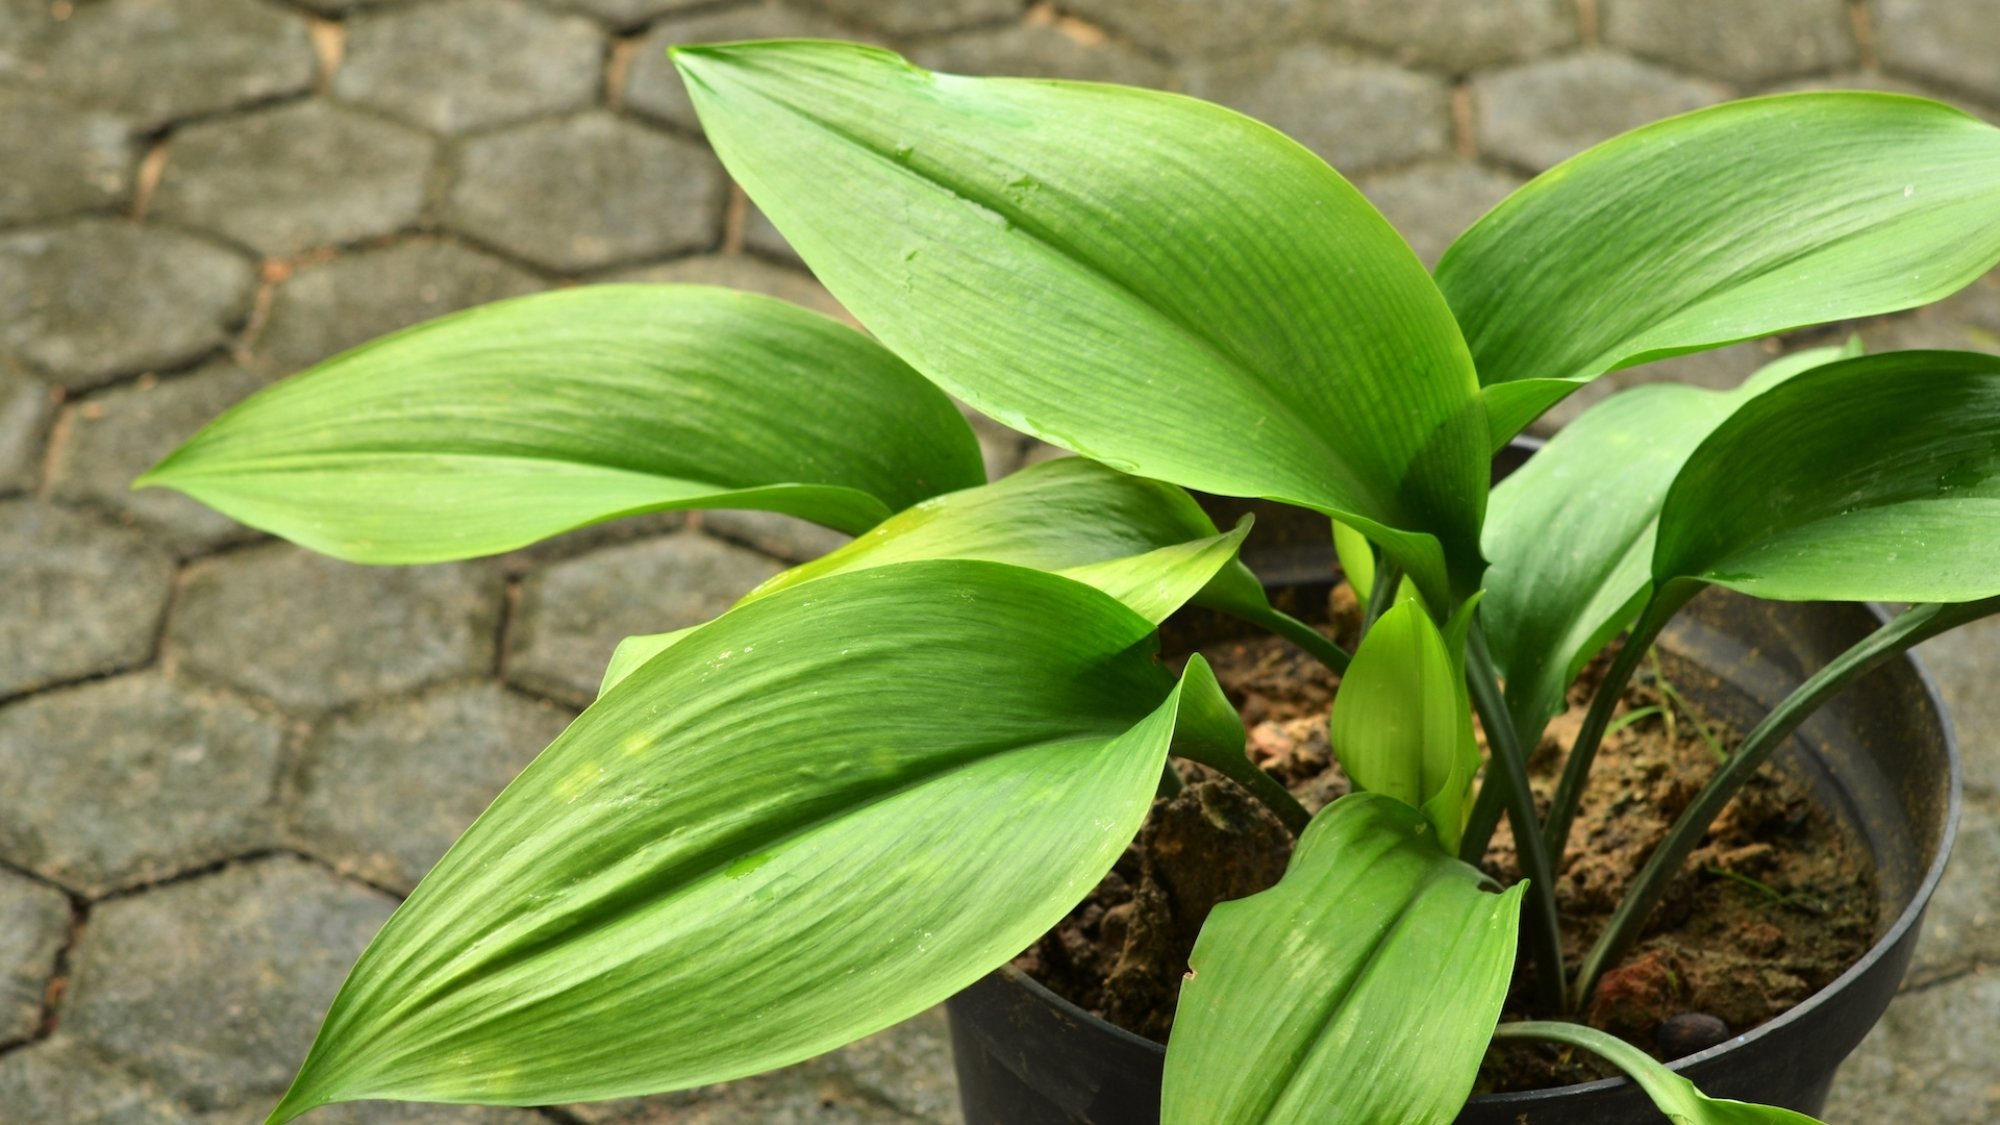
[
  {"left": 1488, "top": 1020, "right": 1667, "bottom": 1092},
  {"left": 1361, "top": 557, "right": 1404, "bottom": 636},
  {"left": 1541, "top": 589, "right": 1692, "bottom": 860},
  {"left": 1188, "top": 744, "right": 1312, "bottom": 835},
  {"left": 1243, "top": 603, "right": 1351, "bottom": 674},
  {"left": 1465, "top": 623, "right": 1569, "bottom": 1015},
  {"left": 1458, "top": 761, "right": 1508, "bottom": 865},
  {"left": 1570, "top": 595, "right": 2000, "bottom": 1008}
]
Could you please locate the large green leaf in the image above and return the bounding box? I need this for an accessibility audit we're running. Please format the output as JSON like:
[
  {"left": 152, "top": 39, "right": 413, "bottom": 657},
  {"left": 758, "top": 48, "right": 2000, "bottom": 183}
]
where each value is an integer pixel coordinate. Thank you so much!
[
  {"left": 674, "top": 40, "right": 1489, "bottom": 604},
  {"left": 1655, "top": 350, "right": 2000, "bottom": 602},
  {"left": 139, "top": 285, "right": 985, "bottom": 563},
  {"left": 1482, "top": 343, "right": 1856, "bottom": 742},
  {"left": 1437, "top": 93, "right": 2000, "bottom": 443},
  {"left": 1490, "top": 1022, "right": 1822, "bottom": 1124},
  {"left": 271, "top": 560, "right": 1237, "bottom": 1119},
  {"left": 1328, "top": 600, "right": 1479, "bottom": 852},
  {"left": 1163, "top": 794, "right": 1523, "bottom": 1125}
]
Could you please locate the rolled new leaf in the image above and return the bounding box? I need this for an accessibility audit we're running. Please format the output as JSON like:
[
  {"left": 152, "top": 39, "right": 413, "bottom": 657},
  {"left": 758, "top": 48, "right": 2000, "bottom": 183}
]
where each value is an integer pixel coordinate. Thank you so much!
[
  {"left": 270, "top": 560, "right": 1238, "bottom": 1119},
  {"left": 1163, "top": 794, "right": 1523, "bottom": 1124},
  {"left": 1482, "top": 342, "right": 1857, "bottom": 745},
  {"left": 139, "top": 285, "right": 986, "bottom": 563},
  {"left": 1329, "top": 600, "right": 1479, "bottom": 852},
  {"left": 674, "top": 40, "right": 1489, "bottom": 606},
  {"left": 1654, "top": 350, "right": 2000, "bottom": 603},
  {"left": 1437, "top": 93, "right": 2000, "bottom": 443}
]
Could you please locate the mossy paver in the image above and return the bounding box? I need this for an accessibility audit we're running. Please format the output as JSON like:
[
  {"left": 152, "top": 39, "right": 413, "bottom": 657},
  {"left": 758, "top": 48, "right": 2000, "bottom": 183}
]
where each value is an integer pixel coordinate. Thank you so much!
[
  {"left": 292, "top": 683, "right": 574, "bottom": 892},
  {"left": 0, "top": 500, "right": 174, "bottom": 699},
  {"left": 443, "top": 110, "right": 725, "bottom": 271},
  {"left": 1, "top": 1, "right": 1993, "bottom": 1119},
  {"left": 0, "top": 673, "right": 285, "bottom": 895},
  {"left": 47, "top": 362, "right": 269, "bottom": 554},
  {"left": 508, "top": 532, "right": 785, "bottom": 705},
  {"left": 0, "top": 221, "right": 254, "bottom": 390},
  {"left": 171, "top": 545, "right": 502, "bottom": 712}
]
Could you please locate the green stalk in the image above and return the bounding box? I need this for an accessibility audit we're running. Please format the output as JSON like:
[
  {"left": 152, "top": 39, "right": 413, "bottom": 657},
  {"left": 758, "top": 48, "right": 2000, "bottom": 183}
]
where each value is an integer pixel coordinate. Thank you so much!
[
  {"left": 1458, "top": 761, "right": 1509, "bottom": 865},
  {"left": 1183, "top": 742, "right": 1312, "bottom": 836},
  {"left": 1570, "top": 595, "right": 2000, "bottom": 1008},
  {"left": 1241, "top": 603, "right": 1351, "bottom": 674},
  {"left": 1361, "top": 557, "right": 1404, "bottom": 636},
  {"left": 1488, "top": 1020, "right": 1676, "bottom": 1096},
  {"left": 1466, "top": 623, "right": 1569, "bottom": 1015},
  {"left": 1541, "top": 588, "right": 1694, "bottom": 859}
]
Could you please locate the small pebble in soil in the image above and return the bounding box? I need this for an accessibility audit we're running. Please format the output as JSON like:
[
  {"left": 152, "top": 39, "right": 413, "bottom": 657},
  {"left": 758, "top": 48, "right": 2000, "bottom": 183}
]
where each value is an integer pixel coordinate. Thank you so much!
[{"left": 1657, "top": 1012, "right": 1732, "bottom": 1059}]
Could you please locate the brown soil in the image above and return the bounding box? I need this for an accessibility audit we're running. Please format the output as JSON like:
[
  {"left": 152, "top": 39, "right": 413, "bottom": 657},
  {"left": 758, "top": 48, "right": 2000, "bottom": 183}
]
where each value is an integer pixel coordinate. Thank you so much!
[{"left": 1012, "top": 585, "right": 1878, "bottom": 1091}]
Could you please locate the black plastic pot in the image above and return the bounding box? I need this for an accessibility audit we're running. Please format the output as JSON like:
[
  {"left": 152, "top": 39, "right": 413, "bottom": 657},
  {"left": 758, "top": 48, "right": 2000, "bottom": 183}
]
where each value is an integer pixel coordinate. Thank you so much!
[{"left": 947, "top": 446, "right": 1962, "bottom": 1123}]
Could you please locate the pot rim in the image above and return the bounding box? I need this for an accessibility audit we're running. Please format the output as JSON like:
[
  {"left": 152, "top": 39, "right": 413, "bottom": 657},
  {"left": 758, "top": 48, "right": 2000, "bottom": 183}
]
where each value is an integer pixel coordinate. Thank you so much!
[{"left": 989, "top": 600, "right": 1964, "bottom": 1105}]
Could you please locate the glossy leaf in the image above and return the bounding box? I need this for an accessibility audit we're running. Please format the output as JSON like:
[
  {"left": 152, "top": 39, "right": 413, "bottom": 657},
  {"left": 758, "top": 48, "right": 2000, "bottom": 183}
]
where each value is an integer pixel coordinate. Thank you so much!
[
  {"left": 1482, "top": 343, "right": 1856, "bottom": 741},
  {"left": 598, "top": 626, "right": 696, "bottom": 697},
  {"left": 1333, "top": 519, "right": 1376, "bottom": 601},
  {"left": 272, "top": 560, "right": 1222, "bottom": 1118},
  {"left": 675, "top": 40, "right": 1489, "bottom": 604},
  {"left": 1655, "top": 350, "right": 2000, "bottom": 602},
  {"left": 139, "top": 285, "right": 985, "bottom": 563},
  {"left": 1490, "top": 1022, "right": 1822, "bottom": 1124},
  {"left": 1329, "top": 601, "right": 1479, "bottom": 851},
  {"left": 1163, "top": 794, "right": 1523, "bottom": 1124},
  {"left": 1438, "top": 93, "right": 2000, "bottom": 442}
]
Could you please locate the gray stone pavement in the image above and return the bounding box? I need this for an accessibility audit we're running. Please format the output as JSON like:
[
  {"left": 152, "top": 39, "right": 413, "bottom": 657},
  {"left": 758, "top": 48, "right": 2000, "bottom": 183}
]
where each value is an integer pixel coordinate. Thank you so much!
[{"left": 0, "top": 0, "right": 1995, "bottom": 1121}]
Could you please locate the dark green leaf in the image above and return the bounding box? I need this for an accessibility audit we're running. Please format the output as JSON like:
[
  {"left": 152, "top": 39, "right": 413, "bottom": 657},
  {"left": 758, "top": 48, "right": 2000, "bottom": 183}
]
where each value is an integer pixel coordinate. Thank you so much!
[
  {"left": 1655, "top": 350, "right": 2000, "bottom": 602},
  {"left": 675, "top": 40, "right": 1488, "bottom": 604},
  {"left": 1482, "top": 343, "right": 1856, "bottom": 741},
  {"left": 1163, "top": 794, "right": 1523, "bottom": 1124},
  {"left": 1438, "top": 93, "right": 2000, "bottom": 442},
  {"left": 139, "top": 285, "right": 985, "bottom": 563},
  {"left": 271, "top": 560, "right": 1213, "bottom": 1118}
]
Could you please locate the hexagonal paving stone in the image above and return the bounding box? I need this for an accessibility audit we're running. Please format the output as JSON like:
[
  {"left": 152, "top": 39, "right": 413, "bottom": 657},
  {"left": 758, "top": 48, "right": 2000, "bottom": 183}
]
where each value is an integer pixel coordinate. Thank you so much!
[
  {"left": 1858, "top": 272, "right": 2000, "bottom": 357},
  {"left": 0, "top": 220, "right": 255, "bottom": 390},
  {"left": 293, "top": 683, "right": 573, "bottom": 892},
  {"left": 1316, "top": 0, "right": 1576, "bottom": 72},
  {"left": 567, "top": 1010, "right": 954, "bottom": 1123},
  {"left": 253, "top": 239, "right": 545, "bottom": 375},
  {"left": 599, "top": 254, "right": 847, "bottom": 321},
  {"left": 335, "top": 0, "right": 603, "bottom": 136},
  {"left": 252, "top": 1101, "right": 544, "bottom": 1125},
  {"left": 909, "top": 20, "right": 1172, "bottom": 86},
  {"left": 1916, "top": 612, "right": 2000, "bottom": 797},
  {"left": 444, "top": 111, "right": 726, "bottom": 272},
  {"left": 0, "top": 672, "right": 286, "bottom": 895},
  {"left": 1876, "top": 0, "right": 2000, "bottom": 105},
  {"left": 0, "top": 500, "right": 174, "bottom": 698},
  {"left": 171, "top": 545, "right": 502, "bottom": 713},
  {"left": 0, "top": 89, "right": 133, "bottom": 224},
  {"left": 0, "top": 0, "right": 59, "bottom": 83},
  {"left": 556, "top": 0, "right": 709, "bottom": 29},
  {"left": 508, "top": 532, "right": 784, "bottom": 705},
  {"left": 1825, "top": 971, "right": 2000, "bottom": 1122},
  {"left": 815, "top": 0, "right": 1018, "bottom": 36},
  {"left": 1472, "top": 52, "right": 1728, "bottom": 173},
  {"left": 0, "top": 357, "right": 53, "bottom": 495},
  {"left": 1354, "top": 159, "right": 1524, "bottom": 268},
  {"left": 25, "top": 0, "right": 315, "bottom": 131},
  {"left": 152, "top": 101, "right": 436, "bottom": 258},
  {"left": 1767, "top": 71, "right": 1998, "bottom": 124},
  {"left": 1059, "top": 0, "right": 1320, "bottom": 58},
  {"left": 1603, "top": 0, "right": 1855, "bottom": 85},
  {"left": 1182, "top": 45, "right": 1451, "bottom": 175},
  {"left": 47, "top": 362, "right": 268, "bottom": 555},
  {"left": 0, "top": 868, "right": 68, "bottom": 1043},
  {"left": 623, "top": 1, "right": 871, "bottom": 135},
  {"left": 744, "top": 202, "right": 804, "bottom": 268},
  {"left": 0, "top": 1036, "right": 197, "bottom": 1124},
  {"left": 62, "top": 857, "right": 396, "bottom": 1112}
]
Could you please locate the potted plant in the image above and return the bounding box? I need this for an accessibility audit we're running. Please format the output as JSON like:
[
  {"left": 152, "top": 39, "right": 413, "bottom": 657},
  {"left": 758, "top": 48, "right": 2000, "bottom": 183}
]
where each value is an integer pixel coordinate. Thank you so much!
[{"left": 136, "top": 40, "right": 2000, "bottom": 1124}]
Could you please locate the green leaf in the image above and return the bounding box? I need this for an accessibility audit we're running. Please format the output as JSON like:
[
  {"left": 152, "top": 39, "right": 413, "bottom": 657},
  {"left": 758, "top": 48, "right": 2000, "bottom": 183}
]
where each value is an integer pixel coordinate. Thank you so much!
[
  {"left": 1328, "top": 601, "right": 1479, "bottom": 852},
  {"left": 1438, "top": 92, "right": 2000, "bottom": 443},
  {"left": 674, "top": 40, "right": 1489, "bottom": 605},
  {"left": 1163, "top": 794, "right": 1523, "bottom": 1125},
  {"left": 271, "top": 560, "right": 1218, "bottom": 1118},
  {"left": 1490, "top": 1021, "right": 1822, "bottom": 1124},
  {"left": 1333, "top": 519, "right": 1376, "bottom": 601},
  {"left": 753, "top": 456, "right": 1267, "bottom": 616},
  {"left": 138, "top": 285, "right": 985, "bottom": 563},
  {"left": 597, "top": 627, "right": 696, "bottom": 697},
  {"left": 1482, "top": 343, "right": 1857, "bottom": 742},
  {"left": 1655, "top": 350, "right": 2000, "bottom": 602}
]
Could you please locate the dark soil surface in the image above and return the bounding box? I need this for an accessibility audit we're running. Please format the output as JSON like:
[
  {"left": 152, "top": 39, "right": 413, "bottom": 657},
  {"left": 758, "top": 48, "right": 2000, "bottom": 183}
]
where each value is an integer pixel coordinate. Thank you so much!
[{"left": 1012, "top": 585, "right": 1878, "bottom": 1091}]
